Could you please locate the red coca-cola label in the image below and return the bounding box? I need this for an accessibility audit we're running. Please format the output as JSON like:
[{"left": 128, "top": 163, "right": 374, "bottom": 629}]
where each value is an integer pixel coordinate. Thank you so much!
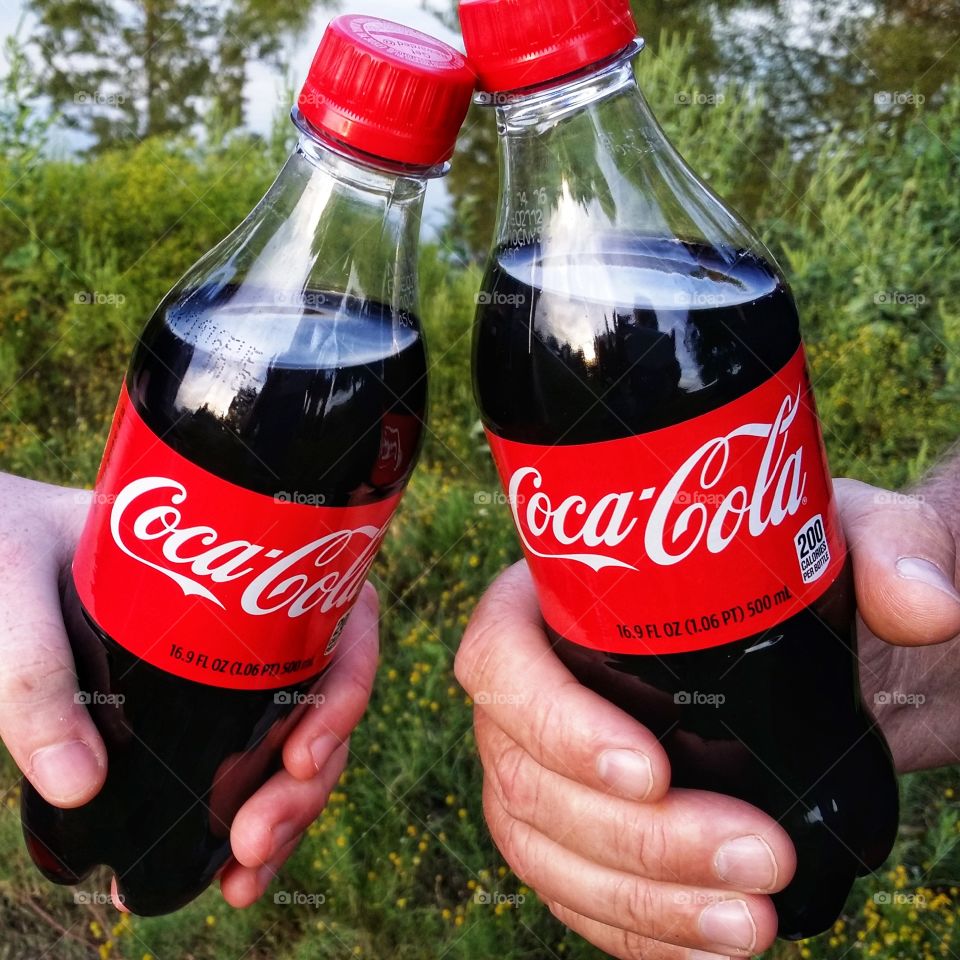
[
  {"left": 486, "top": 346, "right": 845, "bottom": 654},
  {"left": 73, "top": 387, "right": 401, "bottom": 689}
]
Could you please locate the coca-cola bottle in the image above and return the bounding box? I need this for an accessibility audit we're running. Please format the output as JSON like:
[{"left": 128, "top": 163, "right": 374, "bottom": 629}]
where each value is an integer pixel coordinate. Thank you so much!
[
  {"left": 460, "top": 0, "right": 898, "bottom": 939},
  {"left": 21, "top": 16, "right": 474, "bottom": 916}
]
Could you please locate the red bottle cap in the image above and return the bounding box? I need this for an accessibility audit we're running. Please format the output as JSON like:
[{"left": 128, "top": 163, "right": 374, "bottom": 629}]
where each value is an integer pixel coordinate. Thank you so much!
[
  {"left": 298, "top": 16, "right": 476, "bottom": 167},
  {"left": 459, "top": 0, "right": 637, "bottom": 93}
]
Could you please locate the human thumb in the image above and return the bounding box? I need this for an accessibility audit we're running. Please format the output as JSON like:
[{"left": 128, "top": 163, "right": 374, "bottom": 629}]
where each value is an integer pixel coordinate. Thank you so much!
[{"left": 836, "top": 478, "right": 960, "bottom": 647}]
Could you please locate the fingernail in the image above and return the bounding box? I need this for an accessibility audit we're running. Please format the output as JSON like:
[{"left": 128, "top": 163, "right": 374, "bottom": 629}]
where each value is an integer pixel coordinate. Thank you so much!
[
  {"left": 896, "top": 557, "right": 960, "bottom": 604},
  {"left": 29, "top": 740, "right": 101, "bottom": 804},
  {"left": 310, "top": 734, "right": 340, "bottom": 772},
  {"left": 699, "top": 899, "right": 757, "bottom": 952},
  {"left": 596, "top": 749, "right": 654, "bottom": 800},
  {"left": 715, "top": 835, "right": 778, "bottom": 890}
]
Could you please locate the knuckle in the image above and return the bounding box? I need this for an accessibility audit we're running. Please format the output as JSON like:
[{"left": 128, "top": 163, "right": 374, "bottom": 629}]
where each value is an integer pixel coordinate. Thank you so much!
[
  {"left": 486, "top": 799, "right": 539, "bottom": 887},
  {"left": 549, "top": 900, "right": 659, "bottom": 960},
  {"left": 456, "top": 580, "right": 535, "bottom": 696},
  {"left": 0, "top": 534, "right": 35, "bottom": 571},
  {"left": 321, "top": 657, "right": 374, "bottom": 710},
  {"left": 529, "top": 689, "right": 578, "bottom": 765},
  {"left": 0, "top": 648, "right": 76, "bottom": 708},
  {"left": 336, "top": 667, "right": 374, "bottom": 711},
  {"left": 0, "top": 533, "right": 58, "bottom": 585},
  {"left": 545, "top": 898, "right": 571, "bottom": 924},
  {"left": 489, "top": 740, "right": 537, "bottom": 818},
  {"left": 628, "top": 814, "right": 671, "bottom": 880},
  {"left": 455, "top": 614, "right": 500, "bottom": 694},
  {"left": 612, "top": 928, "right": 661, "bottom": 960},
  {"left": 614, "top": 876, "right": 663, "bottom": 937},
  {"left": 501, "top": 819, "right": 539, "bottom": 887}
]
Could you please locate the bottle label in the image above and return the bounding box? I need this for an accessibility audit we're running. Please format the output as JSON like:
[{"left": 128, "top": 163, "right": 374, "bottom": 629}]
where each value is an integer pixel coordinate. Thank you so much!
[
  {"left": 485, "top": 346, "right": 846, "bottom": 654},
  {"left": 73, "top": 386, "right": 401, "bottom": 690}
]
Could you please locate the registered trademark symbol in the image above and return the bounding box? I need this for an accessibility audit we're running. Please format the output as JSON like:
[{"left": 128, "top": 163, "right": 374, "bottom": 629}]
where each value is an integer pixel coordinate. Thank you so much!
[{"left": 802, "top": 496, "right": 808, "bottom": 505}]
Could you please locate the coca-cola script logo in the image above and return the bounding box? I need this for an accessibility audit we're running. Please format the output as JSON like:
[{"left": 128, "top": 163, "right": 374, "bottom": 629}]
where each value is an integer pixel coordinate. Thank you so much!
[
  {"left": 110, "top": 477, "right": 385, "bottom": 616},
  {"left": 508, "top": 390, "right": 807, "bottom": 573}
]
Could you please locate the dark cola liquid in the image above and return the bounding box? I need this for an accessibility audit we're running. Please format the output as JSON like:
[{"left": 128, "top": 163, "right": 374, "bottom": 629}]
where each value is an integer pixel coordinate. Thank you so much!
[
  {"left": 474, "top": 236, "right": 898, "bottom": 939},
  {"left": 22, "top": 286, "right": 426, "bottom": 916}
]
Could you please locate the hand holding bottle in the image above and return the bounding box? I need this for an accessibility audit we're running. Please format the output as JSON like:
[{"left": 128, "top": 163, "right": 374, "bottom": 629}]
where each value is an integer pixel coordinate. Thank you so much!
[
  {"left": 0, "top": 472, "right": 381, "bottom": 909},
  {"left": 458, "top": 477, "right": 960, "bottom": 959}
]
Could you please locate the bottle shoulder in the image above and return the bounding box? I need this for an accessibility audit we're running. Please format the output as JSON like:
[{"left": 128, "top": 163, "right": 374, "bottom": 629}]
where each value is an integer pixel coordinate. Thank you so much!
[
  {"left": 128, "top": 286, "right": 427, "bottom": 502},
  {"left": 474, "top": 235, "right": 801, "bottom": 444}
]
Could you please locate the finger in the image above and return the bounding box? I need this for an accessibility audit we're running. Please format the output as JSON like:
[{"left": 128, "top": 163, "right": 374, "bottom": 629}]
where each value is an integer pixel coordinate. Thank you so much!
[
  {"left": 545, "top": 900, "right": 731, "bottom": 960},
  {"left": 836, "top": 479, "right": 960, "bottom": 645},
  {"left": 283, "top": 583, "right": 379, "bottom": 780},
  {"left": 0, "top": 528, "right": 106, "bottom": 807},
  {"left": 231, "top": 740, "right": 350, "bottom": 869},
  {"left": 457, "top": 561, "right": 671, "bottom": 801},
  {"left": 475, "top": 711, "right": 794, "bottom": 892},
  {"left": 482, "top": 780, "right": 777, "bottom": 955},
  {"left": 220, "top": 836, "right": 300, "bottom": 909}
]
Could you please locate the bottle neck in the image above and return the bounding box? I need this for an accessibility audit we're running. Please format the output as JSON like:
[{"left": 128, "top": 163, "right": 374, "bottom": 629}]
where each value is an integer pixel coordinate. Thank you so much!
[
  {"left": 487, "top": 43, "right": 762, "bottom": 263},
  {"left": 203, "top": 116, "right": 437, "bottom": 320},
  {"left": 492, "top": 41, "right": 644, "bottom": 132},
  {"left": 291, "top": 106, "right": 451, "bottom": 183}
]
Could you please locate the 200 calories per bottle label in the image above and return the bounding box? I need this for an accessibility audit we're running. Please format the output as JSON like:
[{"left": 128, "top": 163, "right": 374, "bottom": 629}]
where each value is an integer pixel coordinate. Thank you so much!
[
  {"left": 486, "top": 346, "right": 846, "bottom": 654},
  {"left": 73, "top": 387, "right": 400, "bottom": 690}
]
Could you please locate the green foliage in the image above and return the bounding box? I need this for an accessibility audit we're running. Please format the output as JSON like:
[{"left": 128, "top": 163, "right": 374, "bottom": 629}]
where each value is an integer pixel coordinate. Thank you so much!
[
  {"left": 25, "top": 0, "right": 320, "bottom": 145},
  {"left": 761, "top": 90, "right": 960, "bottom": 488},
  {"left": 0, "top": 133, "right": 278, "bottom": 480},
  {"left": 1, "top": 27, "right": 960, "bottom": 960},
  {"left": 0, "top": 22, "right": 56, "bottom": 169}
]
